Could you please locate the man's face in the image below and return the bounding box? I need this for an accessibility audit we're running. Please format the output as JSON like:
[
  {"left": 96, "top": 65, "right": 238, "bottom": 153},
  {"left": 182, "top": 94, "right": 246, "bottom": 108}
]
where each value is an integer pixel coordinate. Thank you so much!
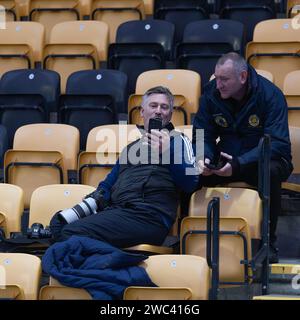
[
  {"left": 140, "top": 93, "right": 172, "bottom": 131},
  {"left": 214, "top": 60, "right": 247, "bottom": 99}
]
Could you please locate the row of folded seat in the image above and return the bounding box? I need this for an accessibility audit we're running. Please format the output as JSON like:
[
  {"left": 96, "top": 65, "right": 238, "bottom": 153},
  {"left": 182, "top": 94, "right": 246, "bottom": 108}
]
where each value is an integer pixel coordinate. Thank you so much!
[
  {"left": 0, "top": 17, "right": 299, "bottom": 96},
  {"left": 2, "top": 0, "right": 295, "bottom": 43}
]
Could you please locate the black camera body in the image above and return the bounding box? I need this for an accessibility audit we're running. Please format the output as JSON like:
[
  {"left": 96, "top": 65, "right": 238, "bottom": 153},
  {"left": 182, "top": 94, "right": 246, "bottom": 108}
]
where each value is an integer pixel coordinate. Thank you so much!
[{"left": 27, "top": 223, "right": 52, "bottom": 239}]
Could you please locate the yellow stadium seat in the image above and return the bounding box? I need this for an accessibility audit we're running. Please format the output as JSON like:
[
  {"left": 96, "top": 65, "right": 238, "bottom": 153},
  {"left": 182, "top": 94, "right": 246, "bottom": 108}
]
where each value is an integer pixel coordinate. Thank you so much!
[
  {"left": 283, "top": 70, "right": 300, "bottom": 127},
  {"left": 4, "top": 123, "right": 79, "bottom": 208},
  {"left": 134, "top": 69, "right": 201, "bottom": 125},
  {"left": 78, "top": 124, "right": 141, "bottom": 186},
  {"left": 89, "top": 0, "right": 146, "bottom": 43},
  {"left": 43, "top": 20, "right": 108, "bottom": 93},
  {"left": 246, "top": 19, "right": 300, "bottom": 91},
  {"left": 0, "top": 21, "right": 44, "bottom": 76},
  {"left": 181, "top": 187, "right": 262, "bottom": 285},
  {"left": 0, "top": 183, "right": 24, "bottom": 238},
  {"left": 0, "top": 253, "right": 41, "bottom": 300}
]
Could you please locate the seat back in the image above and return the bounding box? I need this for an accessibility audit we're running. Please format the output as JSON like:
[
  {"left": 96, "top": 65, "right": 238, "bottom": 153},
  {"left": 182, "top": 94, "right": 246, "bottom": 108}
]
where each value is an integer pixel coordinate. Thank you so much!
[
  {"left": 181, "top": 187, "right": 262, "bottom": 284},
  {"left": 154, "top": 0, "right": 209, "bottom": 44},
  {"left": 189, "top": 187, "right": 262, "bottom": 239},
  {"left": 116, "top": 19, "right": 175, "bottom": 60},
  {"left": 27, "top": 0, "right": 82, "bottom": 42},
  {"left": 78, "top": 124, "right": 141, "bottom": 186},
  {"left": 0, "top": 0, "right": 20, "bottom": 21},
  {"left": 135, "top": 69, "right": 201, "bottom": 124},
  {"left": 66, "top": 69, "right": 128, "bottom": 113},
  {"left": 44, "top": 20, "right": 108, "bottom": 93},
  {"left": 219, "top": 0, "right": 276, "bottom": 42},
  {"left": 29, "top": 184, "right": 95, "bottom": 227},
  {"left": 0, "top": 183, "right": 23, "bottom": 238},
  {"left": 0, "top": 21, "right": 44, "bottom": 76},
  {"left": 125, "top": 255, "right": 210, "bottom": 300},
  {"left": 4, "top": 123, "right": 79, "bottom": 207},
  {"left": 246, "top": 19, "right": 300, "bottom": 90},
  {"left": 0, "top": 253, "right": 41, "bottom": 300},
  {"left": 90, "top": 0, "right": 146, "bottom": 43},
  {"left": 284, "top": 70, "right": 300, "bottom": 127},
  {"left": 177, "top": 19, "right": 245, "bottom": 89},
  {"left": 287, "top": 0, "right": 300, "bottom": 17}
]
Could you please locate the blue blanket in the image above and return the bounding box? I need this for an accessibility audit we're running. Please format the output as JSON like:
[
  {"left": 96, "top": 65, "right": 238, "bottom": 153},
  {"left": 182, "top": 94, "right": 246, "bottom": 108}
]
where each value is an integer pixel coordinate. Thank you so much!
[{"left": 42, "top": 236, "right": 156, "bottom": 299}]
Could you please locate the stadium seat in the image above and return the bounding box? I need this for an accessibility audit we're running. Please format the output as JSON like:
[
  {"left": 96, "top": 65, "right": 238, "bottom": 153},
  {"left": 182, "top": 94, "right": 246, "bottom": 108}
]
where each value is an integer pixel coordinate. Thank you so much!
[
  {"left": 287, "top": 0, "right": 300, "bottom": 17},
  {"left": 281, "top": 126, "right": 300, "bottom": 192},
  {"left": 153, "top": 0, "right": 209, "bottom": 44},
  {"left": 218, "top": 0, "right": 276, "bottom": 42},
  {"left": 43, "top": 20, "right": 109, "bottom": 93},
  {"left": 0, "top": 69, "right": 60, "bottom": 147},
  {"left": 246, "top": 19, "right": 300, "bottom": 91},
  {"left": 124, "top": 255, "right": 210, "bottom": 300},
  {"left": 0, "top": 253, "right": 41, "bottom": 299},
  {"left": 78, "top": 124, "right": 141, "bottom": 186},
  {"left": 89, "top": 0, "right": 146, "bottom": 43},
  {"left": 60, "top": 70, "right": 127, "bottom": 150},
  {"left": 4, "top": 123, "right": 80, "bottom": 207},
  {"left": 108, "top": 19, "right": 172, "bottom": 95},
  {"left": 0, "top": 183, "right": 24, "bottom": 239},
  {"left": 143, "top": 0, "right": 154, "bottom": 15},
  {"left": 181, "top": 187, "right": 262, "bottom": 286},
  {"left": 0, "top": 0, "right": 19, "bottom": 21},
  {"left": 283, "top": 71, "right": 300, "bottom": 127},
  {"left": 40, "top": 254, "right": 209, "bottom": 300},
  {"left": 0, "top": 21, "right": 44, "bottom": 76},
  {"left": 28, "top": 184, "right": 95, "bottom": 228},
  {"left": 129, "top": 69, "right": 201, "bottom": 125},
  {"left": 25, "top": 0, "right": 83, "bottom": 42},
  {"left": 176, "top": 19, "right": 245, "bottom": 90}
]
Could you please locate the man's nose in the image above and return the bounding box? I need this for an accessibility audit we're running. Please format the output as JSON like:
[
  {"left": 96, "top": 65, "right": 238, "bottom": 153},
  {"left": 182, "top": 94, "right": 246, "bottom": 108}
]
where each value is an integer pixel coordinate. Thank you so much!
[{"left": 155, "top": 106, "right": 162, "bottom": 114}]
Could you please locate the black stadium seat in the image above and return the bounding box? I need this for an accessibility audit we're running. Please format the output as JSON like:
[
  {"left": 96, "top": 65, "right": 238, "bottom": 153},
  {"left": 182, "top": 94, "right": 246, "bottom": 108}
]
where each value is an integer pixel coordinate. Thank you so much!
[
  {"left": 108, "top": 19, "right": 174, "bottom": 94},
  {"left": 176, "top": 19, "right": 245, "bottom": 89},
  {"left": 0, "top": 69, "right": 60, "bottom": 147}
]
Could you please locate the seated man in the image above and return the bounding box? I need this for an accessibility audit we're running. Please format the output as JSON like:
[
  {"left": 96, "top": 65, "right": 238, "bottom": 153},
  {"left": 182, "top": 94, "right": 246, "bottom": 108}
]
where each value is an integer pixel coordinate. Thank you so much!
[
  {"left": 50, "top": 86, "right": 199, "bottom": 248},
  {"left": 193, "top": 52, "right": 293, "bottom": 263}
]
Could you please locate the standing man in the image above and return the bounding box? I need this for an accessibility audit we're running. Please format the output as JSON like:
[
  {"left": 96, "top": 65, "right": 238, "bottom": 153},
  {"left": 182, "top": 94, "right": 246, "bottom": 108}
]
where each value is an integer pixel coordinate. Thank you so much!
[
  {"left": 50, "top": 86, "right": 199, "bottom": 248},
  {"left": 193, "top": 52, "right": 293, "bottom": 263}
]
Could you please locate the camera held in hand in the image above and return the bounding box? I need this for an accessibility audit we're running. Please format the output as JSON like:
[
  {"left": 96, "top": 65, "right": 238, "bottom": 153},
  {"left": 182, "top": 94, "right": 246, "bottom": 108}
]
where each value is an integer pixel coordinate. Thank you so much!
[
  {"left": 27, "top": 223, "right": 52, "bottom": 239},
  {"left": 57, "top": 189, "right": 107, "bottom": 224}
]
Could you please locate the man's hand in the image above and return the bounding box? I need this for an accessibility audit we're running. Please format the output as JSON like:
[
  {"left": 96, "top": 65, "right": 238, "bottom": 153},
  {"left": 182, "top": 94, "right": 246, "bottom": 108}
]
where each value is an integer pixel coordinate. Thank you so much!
[
  {"left": 198, "top": 158, "right": 213, "bottom": 176},
  {"left": 145, "top": 129, "right": 170, "bottom": 154},
  {"left": 211, "top": 152, "right": 233, "bottom": 177}
]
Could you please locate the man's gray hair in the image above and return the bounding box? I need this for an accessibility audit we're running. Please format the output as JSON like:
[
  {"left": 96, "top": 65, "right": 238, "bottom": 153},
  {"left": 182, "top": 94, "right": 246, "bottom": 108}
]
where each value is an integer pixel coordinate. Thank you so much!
[
  {"left": 141, "top": 86, "right": 174, "bottom": 111},
  {"left": 216, "top": 52, "right": 248, "bottom": 75}
]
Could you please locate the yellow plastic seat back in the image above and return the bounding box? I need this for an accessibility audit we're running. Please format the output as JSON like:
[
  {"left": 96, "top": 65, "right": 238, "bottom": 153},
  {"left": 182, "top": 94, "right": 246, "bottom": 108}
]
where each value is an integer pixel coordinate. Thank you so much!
[
  {"left": 181, "top": 216, "right": 251, "bottom": 284},
  {"left": 124, "top": 255, "right": 210, "bottom": 300},
  {"left": 27, "top": 0, "right": 83, "bottom": 42},
  {"left": 287, "top": 0, "right": 300, "bottom": 17},
  {"left": 78, "top": 124, "right": 141, "bottom": 186},
  {"left": 0, "top": 253, "right": 41, "bottom": 300},
  {"left": 246, "top": 19, "right": 300, "bottom": 90},
  {"left": 0, "top": 183, "right": 24, "bottom": 238},
  {"left": 90, "top": 0, "right": 146, "bottom": 43},
  {"left": 135, "top": 69, "right": 201, "bottom": 124},
  {"left": 284, "top": 71, "right": 300, "bottom": 127},
  {"left": 29, "top": 184, "right": 95, "bottom": 227},
  {"left": 43, "top": 20, "right": 108, "bottom": 93},
  {"left": 0, "top": 21, "right": 44, "bottom": 76}
]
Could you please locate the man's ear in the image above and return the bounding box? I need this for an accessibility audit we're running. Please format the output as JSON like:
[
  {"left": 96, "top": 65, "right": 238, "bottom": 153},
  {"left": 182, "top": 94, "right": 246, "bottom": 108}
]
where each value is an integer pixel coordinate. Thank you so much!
[
  {"left": 140, "top": 106, "right": 144, "bottom": 119},
  {"left": 240, "top": 70, "right": 248, "bottom": 84}
]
